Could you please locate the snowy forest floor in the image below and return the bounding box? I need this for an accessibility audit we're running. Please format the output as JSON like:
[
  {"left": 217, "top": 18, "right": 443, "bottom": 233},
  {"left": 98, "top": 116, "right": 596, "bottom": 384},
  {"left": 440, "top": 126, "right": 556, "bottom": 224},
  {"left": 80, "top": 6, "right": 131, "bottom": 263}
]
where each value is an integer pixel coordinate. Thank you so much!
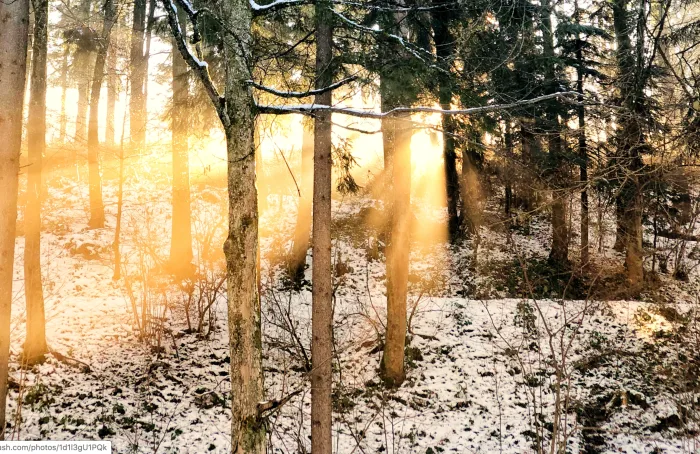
[{"left": 6, "top": 162, "right": 700, "bottom": 453}]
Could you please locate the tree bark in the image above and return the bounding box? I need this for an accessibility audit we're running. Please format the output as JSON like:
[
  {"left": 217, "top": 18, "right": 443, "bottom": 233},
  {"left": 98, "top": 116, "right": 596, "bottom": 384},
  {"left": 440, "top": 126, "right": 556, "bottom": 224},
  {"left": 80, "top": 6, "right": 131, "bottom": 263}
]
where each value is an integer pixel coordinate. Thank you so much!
[
  {"left": 106, "top": 39, "right": 117, "bottom": 147},
  {"left": 612, "top": 0, "right": 645, "bottom": 286},
  {"left": 0, "top": 0, "right": 30, "bottom": 439},
  {"left": 24, "top": 0, "right": 49, "bottom": 364},
  {"left": 59, "top": 31, "right": 70, "bottom": 144},
  {"left": 575, "top": 33, "right": 590, "bottom": 270},
  {"left": 539, "top": 0, "right": 569, "bottom": 266},
  {"left": 382, "top": 111, "right": 411, "bottom": 387},
  {"left": 86, "top": 0, "right": 116, "bottom": 229},
  {"left": 129, "top": 0, "right": 148, "bottom": 149},
  {"left": 288, "top": 122, "right": 314, "bottom": 283},
  {"left": 430, "top": 0, "right": 459, "bottom": 240},
  {"left": 311, "top": 0, "right": 334, "bottom": 450},
  {"left": 169, "top": 8, "right": 193, "bottom": 273},
  {"left": 218, "top": 1, "right": 265, "bottom": 452}
]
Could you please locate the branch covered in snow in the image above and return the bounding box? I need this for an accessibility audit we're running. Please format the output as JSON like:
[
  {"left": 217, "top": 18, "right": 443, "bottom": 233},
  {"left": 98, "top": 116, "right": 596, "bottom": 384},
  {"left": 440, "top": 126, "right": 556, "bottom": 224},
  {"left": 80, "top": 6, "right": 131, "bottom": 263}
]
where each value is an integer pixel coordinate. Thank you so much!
[
  {"left": 256, "top": 91, "right": 580, "bottom": 118},
  {"left": 247, "top": 76, "right": 357, "bottom": 98},
  {"left": 161, "top": 0, "right": 230, "bottom": 128},
  {"left": 249, "top": 0, "right": 309, "bottom": 15}
]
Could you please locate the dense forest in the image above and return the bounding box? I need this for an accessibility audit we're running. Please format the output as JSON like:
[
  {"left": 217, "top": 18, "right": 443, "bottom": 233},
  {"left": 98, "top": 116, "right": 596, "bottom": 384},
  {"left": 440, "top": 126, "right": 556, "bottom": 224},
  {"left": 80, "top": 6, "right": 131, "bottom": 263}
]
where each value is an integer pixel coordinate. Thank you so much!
[{"left": 0, "top": 0, "right": 699, "bottom": 451}]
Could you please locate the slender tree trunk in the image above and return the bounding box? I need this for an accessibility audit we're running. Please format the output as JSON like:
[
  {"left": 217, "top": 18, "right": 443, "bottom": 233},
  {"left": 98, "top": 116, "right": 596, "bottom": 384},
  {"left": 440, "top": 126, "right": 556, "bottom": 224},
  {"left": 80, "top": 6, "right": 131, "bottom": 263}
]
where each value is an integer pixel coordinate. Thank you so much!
[
  {"left": 288, "top": 122, "right": 314, "bottom": 283},
  {"left": 382, "top": 111, "right": 411, "bottom": 387},
  {"left": 504, "top": 123, "right": 514, "bottom": 215},
  {"left": 311, "top": 0, "right": 334, "bottom": 450},
  {"left": 86, "top": 0, "right": 116, "bottom": 229},
  {"left": 539, "top": 0, "right": 569, "bottom": 266},
  {"left": 0, "top": 0, "right": 30, "bottom": 439},
  {"left": 129, "top": 0, "right": 147, "bottom": 149},
  {"left": 169, "top": 8, "right": 193, "bottom": 273},
  {"left": 59, "top": 35, "right": 70, "bottom": 144},
  {"left": 106, "top": 40, "right": 117, "bottom": 147},
  {"left": 576, "top": 35, "right": 590, "bottom": 270},
  {"left": 431, "top": 0, "right": 459, "bottom": 240},
  {"left": 24, "top": 0, "right": 49, "bottom": 364},
  {"left": 113, "top": 81, "right": 129, "bottom": 281}
]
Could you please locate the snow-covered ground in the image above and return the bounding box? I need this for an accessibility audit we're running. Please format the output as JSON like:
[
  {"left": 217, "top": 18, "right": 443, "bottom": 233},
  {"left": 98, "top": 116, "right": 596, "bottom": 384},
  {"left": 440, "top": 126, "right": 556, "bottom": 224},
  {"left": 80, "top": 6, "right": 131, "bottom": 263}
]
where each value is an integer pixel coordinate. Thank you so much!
[{"left": 6, "top": 167, "right": 700, "bottom": 453}]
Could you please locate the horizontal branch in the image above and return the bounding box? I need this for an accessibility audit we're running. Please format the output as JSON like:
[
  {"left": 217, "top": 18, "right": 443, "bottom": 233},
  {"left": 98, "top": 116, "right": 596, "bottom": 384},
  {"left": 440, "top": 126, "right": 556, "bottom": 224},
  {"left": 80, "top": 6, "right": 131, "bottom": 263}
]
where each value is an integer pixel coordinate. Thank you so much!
[
  {"left": 256, "top": 91, "right": 580, "bottom": 118},
  {"left": 247, "top": 76, "right": 357, "bottom": 98}
]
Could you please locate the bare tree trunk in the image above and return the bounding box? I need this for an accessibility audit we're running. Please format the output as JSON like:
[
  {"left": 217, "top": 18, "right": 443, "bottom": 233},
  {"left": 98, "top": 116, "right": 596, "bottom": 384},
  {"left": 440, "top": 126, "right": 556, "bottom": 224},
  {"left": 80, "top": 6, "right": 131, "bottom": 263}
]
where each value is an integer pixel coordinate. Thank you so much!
[
  {"left": 0, "top": 0, "right": 30, "bottom": 439},
  {"left": 219, "top": 2, "right": 265, "bottom": 452},
  {"left": 576, "top": 32, "right": 590, "bottom": 270},
  {"left": 166, "top": 0, "right": 264, "bottom": 449},
  {"left": 58, "top": 31, "right": 70, "bottom": 144},
  {"left": 612, "top": 0, "right": 646, "bottom": 286},
  {"left": 382, "top": 111, "right": 411, "bottom": 387},
  {"left": 431, "top": 0, "right": 459, "bottom": 240},
  {"left": 129, "top": 0, "right": 147, "bottom": 149},
  {"left": 113, "top": 81, "right": 129, "bottom": 281},
  {"left": 75, "top": 0, "right": 92, "bottom": 145},
  {"left": 169, "top": 8, "right": 193, "bottom": 273},
  {"left": 311, "top": 0, "right": 334, "bottom": 450},
  {"left": 288, "top": 122, "right": 314, "bottom": 283},
  {"left": 106, "top": 40, "right": 117, "bottom": 147},
  {"left": 540, "top": 0, "right": 569, "bottom": 266},
  {"left": 24, "top": 0, "right": 49, "bottom": 364},
  {"left": 86, "top": 0, "right": 117, "bottom": 229}
]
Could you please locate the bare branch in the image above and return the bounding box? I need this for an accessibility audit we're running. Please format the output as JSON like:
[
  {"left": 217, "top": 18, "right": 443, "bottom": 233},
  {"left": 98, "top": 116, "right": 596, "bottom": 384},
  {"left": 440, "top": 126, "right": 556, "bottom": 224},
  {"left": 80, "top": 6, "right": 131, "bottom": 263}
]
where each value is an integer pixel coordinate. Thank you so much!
[
  {"left": 256, "top": 91, "right": 580, "bottom": 118},
  {"left": 247, "top": 76, "right": 357, "bottom": 98}
]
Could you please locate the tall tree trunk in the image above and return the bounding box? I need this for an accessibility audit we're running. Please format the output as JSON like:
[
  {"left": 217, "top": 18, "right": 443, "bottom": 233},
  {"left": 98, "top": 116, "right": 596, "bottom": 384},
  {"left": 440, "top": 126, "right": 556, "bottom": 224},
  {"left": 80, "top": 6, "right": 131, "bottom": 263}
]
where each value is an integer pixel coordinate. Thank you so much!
[
  {"left": 129, "top": 0, "right": 147, "bottom": 149},
  {"left": 106, "top": 39, "right": 117, "bottom": 147},
  {"left": 539, "top": 0, "right": 569, "bottom": 266},
  {"left": 576, "top": 32, "right": 590, "bottom": 270},
  {"left": 169, "top": 8, "right": 193, "bottom": 273},
  {"left": 86, "top": 0, "right": 116, "bottom": 229},
  {"left": 24, "top": 0, "right": 49, "bottom": 364},
  {"left": 0, "top": 0, "right": 30, "bottom": 439},
  {"left": 311, "top": 0, "right": 334, "bottom": 450},
  {"left": 431, "top": 0, "right": 459, "bottom": 240},
  {"left": 288, "top": 122, "right": 314, "bottom": 283},
  {"left": 219, "top": 2, "right": 265, "bottom": 452},
  {"left": 166, "top": 0, "right": 264, "bottom": 449},
  {"left": 382, "top": 111, "right": 411, "bottom": 387},
  {"left": 59, "top": 32, "right": 70, "bottom": 144},
  {"left": 612, "top": 0, "right": 645, "bottom": 286},
  {"left": 75, "top": 0, "right": 92, "bottom": 146}
]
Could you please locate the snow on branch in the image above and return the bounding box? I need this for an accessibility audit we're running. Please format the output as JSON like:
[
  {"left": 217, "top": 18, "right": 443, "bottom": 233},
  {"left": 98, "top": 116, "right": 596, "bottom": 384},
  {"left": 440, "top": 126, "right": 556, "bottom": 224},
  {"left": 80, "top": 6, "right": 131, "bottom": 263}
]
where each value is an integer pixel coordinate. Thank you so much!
[
  {"left": 249, "top": 0, "right": 308, "bottom": 15},
  {"left": 246, "top": 76, "right": 358, "bottom": 98},
  {"left": 256, "top": 91, "right": 580, "bottom": 118},
  {"left": 161, "top": 0, "right": 230, "bottom": 128}
]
